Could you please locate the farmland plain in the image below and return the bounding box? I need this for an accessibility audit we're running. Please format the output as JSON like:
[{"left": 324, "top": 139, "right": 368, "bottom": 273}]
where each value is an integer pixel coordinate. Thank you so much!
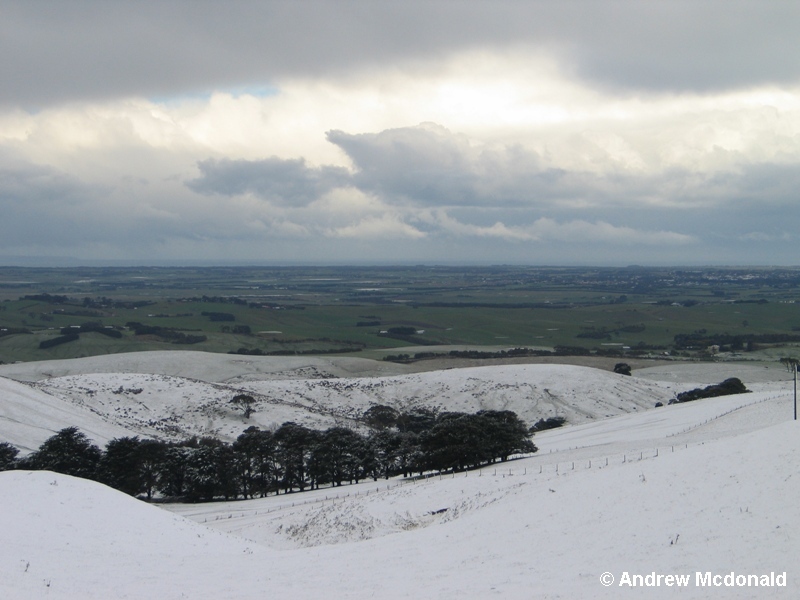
[{"left": 1, "top": 265, "right": 799, "bottom": 365}]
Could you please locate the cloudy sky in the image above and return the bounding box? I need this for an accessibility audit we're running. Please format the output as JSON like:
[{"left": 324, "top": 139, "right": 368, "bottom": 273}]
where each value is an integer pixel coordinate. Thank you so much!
[{"left": 2, "top": 1, "right": 800, "bottom": 266}]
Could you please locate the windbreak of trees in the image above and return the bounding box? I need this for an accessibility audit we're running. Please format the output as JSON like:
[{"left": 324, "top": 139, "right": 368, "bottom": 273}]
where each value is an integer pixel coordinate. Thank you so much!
[
  {"left": 125, "top": 322, "right": 207, "bottom": 345},
  {"left": 670, "top": 377, "right": 749, "bottom": 404},
  {"left": 0, "top": 410, "right": 536, "bottom": 503},
  {"left": 39, "top": 333, "right": 80, "bottom": 349}
]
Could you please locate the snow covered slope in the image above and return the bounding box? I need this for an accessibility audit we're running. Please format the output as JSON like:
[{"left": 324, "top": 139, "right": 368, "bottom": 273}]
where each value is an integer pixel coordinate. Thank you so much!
[
  {"left": 14, "top": 364, "right": 683, "bottom": 447},
  {"left": 0, "top": 350, "right": 411, "bottom": 383},
  {"left": 237, "top": 362, "right": 680, "bottom": 424},
  {"left": 0, "top": 377, "right": 135, "bottom": 453},
  {"left": 0, "top": 470, "right": 274, "bottom": 600},
  {"left": 3, "top": 388, "right": 798, "bottom": 599}
]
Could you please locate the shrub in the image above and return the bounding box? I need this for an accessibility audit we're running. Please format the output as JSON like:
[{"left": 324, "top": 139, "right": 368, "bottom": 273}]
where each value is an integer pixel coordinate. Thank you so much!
[{"left": 530, "top": 416, "right": 567, "bottom": 432}]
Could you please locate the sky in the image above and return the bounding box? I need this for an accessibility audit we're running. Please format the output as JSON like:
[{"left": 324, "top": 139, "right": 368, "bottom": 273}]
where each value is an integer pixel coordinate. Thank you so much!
[{"left": 2, "top": 1, "right": 800, "bottom": 267}]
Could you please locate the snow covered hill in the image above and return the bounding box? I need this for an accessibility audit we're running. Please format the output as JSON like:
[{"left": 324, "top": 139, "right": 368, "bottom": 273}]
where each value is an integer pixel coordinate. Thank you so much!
[
  {"left": 3, "top": 351, "right": 796, "bottom": 598},
  {"left": 0, "top": 350, "right": 412, "bottom": 383},
  {"left": 2, "top": 355, "right": 688, "bottom": 451},
  {"left": 0, "top": 377, "right": 134, "bottom": 453},
  {"left": 2, "top": 385, "right": 798, "bottom": 599}
]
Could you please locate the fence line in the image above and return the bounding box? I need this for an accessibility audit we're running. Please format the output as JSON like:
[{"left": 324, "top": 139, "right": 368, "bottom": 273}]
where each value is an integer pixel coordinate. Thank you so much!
[{"left": 202, "top": 393, "right": 790, "bottom": 521}]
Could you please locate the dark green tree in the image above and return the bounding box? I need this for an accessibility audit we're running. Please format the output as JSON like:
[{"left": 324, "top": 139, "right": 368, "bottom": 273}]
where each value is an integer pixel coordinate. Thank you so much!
[
  {"left": 99, "top": 436, "right": 146, "bottom": 496},
  {"left": 24, "top": 427, "right": 102, "bottom": 479},
  {"left": 230, "top": 393, "right": 257, "bottom": 419},
  {"left": 98, "top": 437, "right": 166, "bottom": 499},
  {"left": 311, "top": 427, "right": 365, "bottom": 487},
  {"left": 274, "top": 422, "right": 317, "bottom": 493},
  {"left": 184, "top": 438, "right": 238, "bottom": 502},
  {"left": 421, "top": 413, "right": 488, "bottom": 471},
  {"left": 233, "top": 426, "right": 277, "bottom": 498},
  {"left": 396, "top": 431, "right": 422, "bottom": 477},
  {"left": 0, "top": 441, "right": 19, "bottom": 471},
  {"left": 396, "top": 407, "right": 438, "bottom": 434},
  {"left": 530, "top": 416, "right": 567, "bottom": 432},
  {"left": 138, "top": 439, "right": 167, "bottom": 500},
  {"left": 363, "top": 405, "right": 400, "bottom": 430},
  {"left": 613, "top": 362, "right": 632, "bottom": 376},
  {"left": 367, "top": 430, "right": 402, "bottom": 479},
  {"left": 476, "top": 410, "right": 537, "bottom": 462},
  {"left": 156, "top": 444, "right": 193, "bottom": 498}
]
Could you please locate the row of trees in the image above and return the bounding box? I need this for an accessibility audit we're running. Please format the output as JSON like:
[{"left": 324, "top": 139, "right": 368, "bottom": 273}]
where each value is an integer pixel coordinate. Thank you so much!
[
  {"left": 671, "top": 377, "right": 748, "bottom": 404},
  {"left": 0, "top": 410, "right": 536, "bottom": 502}
]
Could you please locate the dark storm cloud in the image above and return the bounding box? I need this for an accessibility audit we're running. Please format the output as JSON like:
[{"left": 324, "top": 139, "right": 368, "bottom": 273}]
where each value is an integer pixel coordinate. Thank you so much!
[
  {"left": 326, "top": 125, "right": 482, "bottom": 206},
  {"left": 326, "top": 124, "right": 587, "bottom": 207},
  {"left": 0, "top": 162, "right": 90, "bottom": 210},
  {"left": 190, "top": 122, "right": 799, "bottom": 216},
  {"left": 731, "top": 162, "right": 800, "bottom": 204},
  {"left": 548, "top": 2, "right": 800, "bottom": 93},
  {"left": 0, "top": 160, "right": 226, "bottom": 250},
  {"left": 0, "top": 161, "right": 104, "bottom": 244},
  {"left": 188, "top": 157, "right": 352, "bottom": 205},
  {"left": 326, "top": 124, "right": 712, "bottom": 210},
  {"left": 3, "top": 1, "right": 799, "bottom": 108}
]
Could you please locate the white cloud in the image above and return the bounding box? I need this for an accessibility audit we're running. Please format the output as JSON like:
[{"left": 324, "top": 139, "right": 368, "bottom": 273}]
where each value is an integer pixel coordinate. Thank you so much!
[
  {"left": 739, "top": 231, "right": 793, "bottom": 243},
  {"left": 1, "top": 30, "right": 800, "bottom": 264},
  {"left": 326, "top": 214, "right": 426, "bottom": 240},
  {"left": 429, "top": 211, "right": 538, "bottom": 241},
  {"left": 528, "top": 218, "right": 695, "bottom": 245},
  {"left": 6, "top": 49, "right": 800, "bottom": 182},
  {"left": 430, "top": 211, "right": 694, "bottom": 246}
]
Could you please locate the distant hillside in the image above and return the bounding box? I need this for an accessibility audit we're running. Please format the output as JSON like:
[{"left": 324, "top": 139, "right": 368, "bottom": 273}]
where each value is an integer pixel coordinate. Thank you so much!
[
  {"left": 0, "top": 351, "right": 413, "bottom": 383},
  {"left": 3, "top": 358, "right": 683, "bottom": 450}
]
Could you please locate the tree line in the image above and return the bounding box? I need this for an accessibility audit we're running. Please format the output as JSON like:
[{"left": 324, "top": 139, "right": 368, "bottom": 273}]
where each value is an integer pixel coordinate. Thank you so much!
[
  {"left": 670, "top": 377, "right": 748, "bottom": 404},
  {"left": 0, "top": 409, "right": 535, "bottom": 503}
]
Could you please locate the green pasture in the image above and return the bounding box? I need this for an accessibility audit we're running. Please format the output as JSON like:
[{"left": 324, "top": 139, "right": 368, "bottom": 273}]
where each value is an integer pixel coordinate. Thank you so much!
[
  {"left": 2, "top": 265, "right": 800, "bottom": 363},
  {"left": 3, "top": 297, "right": 799, "bottom": 364}
]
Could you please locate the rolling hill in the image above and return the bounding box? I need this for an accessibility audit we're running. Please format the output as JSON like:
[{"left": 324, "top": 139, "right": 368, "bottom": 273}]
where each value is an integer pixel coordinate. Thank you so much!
[
  {"left": 2, "top": 351, "right": 796, "bottom": 599},
  {"left": 2, "top": 353, "right": 689, "bottom": 450},
  {"left": 1, "top": 379, "right": 796, "bottom": 599}
]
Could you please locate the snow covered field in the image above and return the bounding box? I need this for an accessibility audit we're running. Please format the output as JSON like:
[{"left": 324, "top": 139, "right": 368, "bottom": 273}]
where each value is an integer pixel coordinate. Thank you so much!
[{"left": 1, "top": 352, "right": 798, "bottom": 599}]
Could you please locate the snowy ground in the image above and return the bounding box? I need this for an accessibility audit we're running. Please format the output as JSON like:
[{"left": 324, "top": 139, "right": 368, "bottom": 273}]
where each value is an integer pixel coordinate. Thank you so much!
[
  {"left": 2, "top": 356, "right": 693, "bottom": 452},
  {"left": 1, "top": 352, "right": 798, "bottom": 599},
  {"left": 0, "top": 377, "right": 137, "bottom": 453}
]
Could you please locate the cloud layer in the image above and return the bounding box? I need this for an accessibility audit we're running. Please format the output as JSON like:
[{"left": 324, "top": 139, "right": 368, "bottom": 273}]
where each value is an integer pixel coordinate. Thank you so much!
[{"left": 1, "top": 1, "right": 799, "bottom": 265}]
